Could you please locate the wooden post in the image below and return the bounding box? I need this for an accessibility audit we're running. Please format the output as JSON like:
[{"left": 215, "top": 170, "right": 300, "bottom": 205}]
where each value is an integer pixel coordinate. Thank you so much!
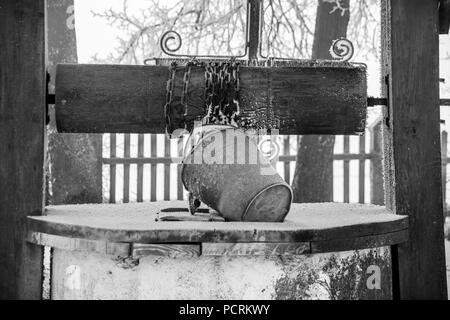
[
  {"left": 381, "top": 0, "right": 448, "bottom": 299},
  {"left": 0, "top": 0, "right": 46, "bottom": 299}
]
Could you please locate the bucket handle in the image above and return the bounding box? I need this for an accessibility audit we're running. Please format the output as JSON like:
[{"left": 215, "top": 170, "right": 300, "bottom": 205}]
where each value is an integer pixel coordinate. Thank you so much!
[{"left": 157, "top": 207, "right": 225, "bottom": 222}]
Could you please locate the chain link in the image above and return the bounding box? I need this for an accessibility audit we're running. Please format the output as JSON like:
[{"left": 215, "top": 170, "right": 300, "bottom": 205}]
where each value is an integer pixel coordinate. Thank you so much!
[
  {"left": 203, "top": 59, "right": 241, "bottom": 127},
  {"left": 181, "top": 62, "right": 192, "bottom": 128},
  {"left": 164, "top": 61, "right": 177, "bottom": 135}
]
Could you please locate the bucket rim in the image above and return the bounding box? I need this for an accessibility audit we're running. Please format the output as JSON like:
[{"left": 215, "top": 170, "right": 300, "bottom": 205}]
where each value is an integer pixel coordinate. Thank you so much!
[{"left": 242, "top": 182, "right": 293, "bottom": 222}]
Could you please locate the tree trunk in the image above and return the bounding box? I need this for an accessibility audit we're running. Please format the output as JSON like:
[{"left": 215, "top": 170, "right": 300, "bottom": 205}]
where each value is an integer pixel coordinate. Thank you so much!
[
  {"left": 292, "top": 0, "right": 350, "bottom": 203},
  {"left": 47, "top": 0, "right": 102, "bottom": 205}
]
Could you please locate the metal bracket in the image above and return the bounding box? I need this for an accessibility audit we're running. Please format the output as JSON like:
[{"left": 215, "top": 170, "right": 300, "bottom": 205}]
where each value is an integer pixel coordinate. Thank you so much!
[
  {"left": 367, "top": 97, "right": 388, "bottom": 107},
  {"left": 384, "top": 74, "right": 391, "bottom": 128}
]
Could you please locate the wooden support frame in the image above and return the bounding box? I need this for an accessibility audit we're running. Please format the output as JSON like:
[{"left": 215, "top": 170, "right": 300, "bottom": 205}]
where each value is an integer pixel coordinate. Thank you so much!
[
  {"left": 0, "top": 0, "right": 46, "bottom": 299},
  {"left": 381, "top": 0, "right": 448, "bottom": 299},
  {"left": 0, "top": 0, "right": 448, "bottom": 300}
]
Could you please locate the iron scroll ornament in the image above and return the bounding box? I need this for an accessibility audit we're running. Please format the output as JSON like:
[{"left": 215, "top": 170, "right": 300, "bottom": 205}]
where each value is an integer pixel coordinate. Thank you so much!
[
  {"left": 150, "top": 29, "right": 250, "bottom": 61},
  {"left": 154, "top": 30, "right": 355, "bottom": 63},
  {"left": 144, "top": 0, "right": 251, "bottom": 63},
  {"left": 329, "top": 38, "right": 354, "bottom": 62},
  {"left": 160, "top": 31, "right": 183, "bottom": 56}
]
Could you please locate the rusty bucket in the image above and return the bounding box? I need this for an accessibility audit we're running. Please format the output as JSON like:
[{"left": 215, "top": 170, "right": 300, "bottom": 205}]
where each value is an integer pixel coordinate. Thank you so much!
[{"left": 181, "top": 125, "right": 292, "bottom": 222}]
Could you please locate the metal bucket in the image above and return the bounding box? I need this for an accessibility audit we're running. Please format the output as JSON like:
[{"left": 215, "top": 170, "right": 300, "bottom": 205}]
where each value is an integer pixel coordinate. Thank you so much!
[{"left": 181, "top": 125, "right": 292, "bottom": 222}]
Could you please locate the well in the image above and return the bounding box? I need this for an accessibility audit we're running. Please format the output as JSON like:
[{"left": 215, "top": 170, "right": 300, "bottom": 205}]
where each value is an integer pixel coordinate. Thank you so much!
[{"left": 27, "top": 201, "right": 407, "bottom": 299}]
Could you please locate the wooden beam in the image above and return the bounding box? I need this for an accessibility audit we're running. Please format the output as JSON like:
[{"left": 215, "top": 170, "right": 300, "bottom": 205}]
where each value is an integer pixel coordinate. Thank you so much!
[
  {"left": 27, "top": 232, "right": 130, "bottom": 257},
  {"left": 382, "top": 0, "right": 448, "bottom": 299},
  {"left": 55, "top": 62, "right": 367, "bottom": 135},
  {"left": 131, "top": 243, "right": 201, "bottom": 258},
  {"left": 0, "top": 0, "right": 46, "bottom": 299},
  {"left": 202, "top": 242, "right": 310, "bottom": 256}
]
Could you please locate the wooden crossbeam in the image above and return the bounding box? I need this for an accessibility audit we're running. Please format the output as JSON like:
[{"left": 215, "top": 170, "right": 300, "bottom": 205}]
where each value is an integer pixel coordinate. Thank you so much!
[{"left": 55, "top": 62, "right": 367, "bottom": 135}]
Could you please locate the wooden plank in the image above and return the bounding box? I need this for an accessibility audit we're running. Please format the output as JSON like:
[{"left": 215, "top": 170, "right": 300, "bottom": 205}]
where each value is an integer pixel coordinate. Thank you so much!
[
  {"left": 382, "top": 0, "right": 448, "bottom": 299},
  {"left": 202, "top": 242, "right": 310, "bottom": 256},
  {"left": 123, "top": 134, "right": 130, "bottom": 203},
  {"left": 28, "top": 202, "right": 408, "bottom": 246},
  {"left": 343, "top": 136, "right": 350, "bottom": 203},
  {"left": 137, "top": 134, "right": 144, "bottom": 202},
  {"left": 310, "top": 229, "right": 409, "bottom": 254},
  {"left": 27, "top": 232, "right": 130, "bottom": 256},
  {"left": 359, "top": 135, "right": 366, "bottom": 204},
  {"left": 131, "top": 243, "right": 200, "bottom": 258},
  {"left": 55, "top": 63, "right": 367, "bottom": 135},
  {"left": 150, "top": 135, "right": 157, "bottom": 201},
  {"left": 109, "top": 134, "right": 116, "bottom": 203},
  {"left": 0, "top": 0, "right": 45, "bottom": 299}
]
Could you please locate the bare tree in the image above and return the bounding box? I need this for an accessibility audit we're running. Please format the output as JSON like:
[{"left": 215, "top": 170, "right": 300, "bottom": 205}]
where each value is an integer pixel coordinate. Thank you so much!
[
  {"left": 91, "top": 0, "right": 379, "bottom": 63},
  {"left": 47, "top": 0, "right": 102, "bottom": 205},
  {"left": 291, "top": 0, "right": 350, "bottom": 203}
]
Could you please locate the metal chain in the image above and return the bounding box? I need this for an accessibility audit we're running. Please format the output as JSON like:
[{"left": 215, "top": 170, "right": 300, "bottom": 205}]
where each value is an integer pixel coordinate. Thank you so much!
[
  {"left": 164, "top": 61, "right": 177, "bottom": 135},
  {"left": 181, "top": 61, "right": 193, "bottom": 129},
  {"left": 164, "top": 58, "right": 241, "bottom": 134},
  {"left": 164, "top": 59, "right": 199, "bottom": 134},
  {"left": 202, "top": 59, "right": 240, "bottom": 127}
]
